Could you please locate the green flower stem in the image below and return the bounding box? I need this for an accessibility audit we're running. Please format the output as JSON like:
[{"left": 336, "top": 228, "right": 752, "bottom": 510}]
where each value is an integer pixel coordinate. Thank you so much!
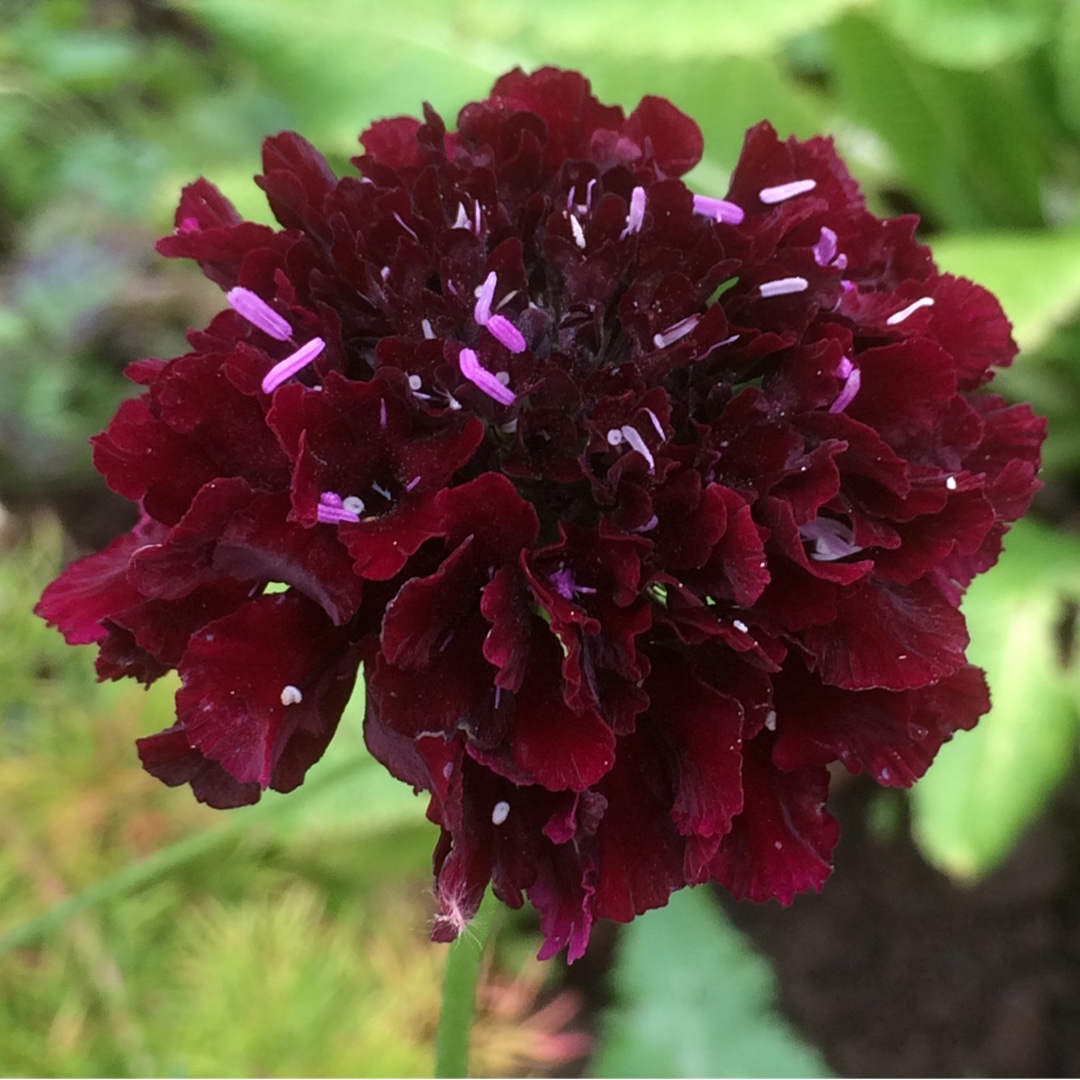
[{"left": 434, "top": 888, "right": 499, "bottom": 1079}]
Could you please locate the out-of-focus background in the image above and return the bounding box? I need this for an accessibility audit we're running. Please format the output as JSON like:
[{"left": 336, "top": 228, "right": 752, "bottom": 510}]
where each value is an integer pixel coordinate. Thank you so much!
[{"left": 3, "top": 1, "right": 1080, "bottom": 1075}]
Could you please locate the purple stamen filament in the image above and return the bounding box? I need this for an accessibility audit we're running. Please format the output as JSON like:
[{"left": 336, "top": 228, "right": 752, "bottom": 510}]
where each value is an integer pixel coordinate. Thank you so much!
[
  {"left": 691, "top": 194, "right": 745, "bottom": 225},
  {"left": 261, "top": 337, "right": 326, "bottom": 394},
  {"left": 459, "top": 347, "right": 516, "bottom": 406},
  {"left": 227, "top": 286, "right": 293, "bottom": 341},
  {"left": 759, "top": 179, "right": 817, "bottom": 204}
]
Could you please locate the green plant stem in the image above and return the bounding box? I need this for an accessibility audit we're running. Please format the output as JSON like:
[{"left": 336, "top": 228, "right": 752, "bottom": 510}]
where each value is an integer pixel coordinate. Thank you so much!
[{"left": 434, "top": 889, "right": 499, "bottom": 1079}]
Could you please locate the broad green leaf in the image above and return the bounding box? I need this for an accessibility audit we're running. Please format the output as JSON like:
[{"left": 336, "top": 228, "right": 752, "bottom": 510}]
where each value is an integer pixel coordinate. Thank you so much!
[
  {"left": 827, "top": 14, "right": 1047, "bottom": 228},
  {"left": 593, "top": 887, "right": 831, "bottom": 1078},
  {"left": 875, "top": 0, "right": 1056, "bottom": 69},
  {"left": 911, "top": 519, "right": 1080, "bottom": 880},
  {"left": 931, "top": 231, "right": 1080, "bottom": 354}
]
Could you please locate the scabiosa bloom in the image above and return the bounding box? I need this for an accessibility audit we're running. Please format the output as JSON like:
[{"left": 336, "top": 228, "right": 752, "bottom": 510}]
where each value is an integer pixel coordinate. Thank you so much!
[{"left": 38, "top": 67, "right": 1044, "bottom": 961}]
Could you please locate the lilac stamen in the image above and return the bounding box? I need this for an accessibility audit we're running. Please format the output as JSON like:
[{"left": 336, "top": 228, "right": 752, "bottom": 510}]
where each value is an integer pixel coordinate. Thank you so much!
[
  {"left": 473, "top": 271, "right": 497, "bottom": 326},
  {"left": 834, "top": 355, "right": 854, "bottom": 379},
  {"left": 227, "top": 287, "right": 292, "bottom": 341},
  {"left": 759, "top": 179, "right": 817, "bottom": 204},
  {"left": 379, "top": 399, "right": 388, "bottom": 429},
  {"left": 550, "top": 566, "right": 597, "bottom": 600},
  {"left": 759, "top": 277, "right": 809, "bottom": 298},
  {"left": 800, "top": 516, "right": 864, "bottom": 561},
  {"left": 829, "top": 366, "right": 861, "bottom": 414},
  {"left": 452, "top": 203, "right": 469, "bottom": 229},
  {"left": 261, "top": 337, "right": 326, "bottom": 394},
  {"left": 886, "top": 296, "right": 935, "bottom": 325},
  {"left": 694, "top": 333, "right": 740, "bottom": 362},
  {"left": 652, "top": 314, "right": 699, "bottom": 350},
  {"left": 620, "top": 186, "right": 647, "bottom": 239},
  {"left": 486, "top": 313, "right": 527, "bottom": 353},
  {"left": 630, "top": 514, "right": 659, "bottom": 533},
  {"left": 406, "top": 475, "right": 421, "bottom": 492},
  {"left": 421, "top": 318, "right": 435, "bottom": 340},
  {"left": 813, "top": 227, "right": 838, "bottom": 267},
  {"left": 393, "top": 212, "right": 418, "bottom": 241},
  {"left": 317, "top": 491, "right": 361, "bottom": 525},
  {"left": 692, "top": 194, "right": 745, "bottom": 225},
  {"left": 620, "top": 425, "right": 655, "bottom": 472},
  {"left": 473, "top": 200, "right": 482, "bottom": 235},
  {"left": 458, "top": 347, "right": 516, "bottom": 406},
  {"left": 643, "top": 407, "right": 665, "bottom": 440}
]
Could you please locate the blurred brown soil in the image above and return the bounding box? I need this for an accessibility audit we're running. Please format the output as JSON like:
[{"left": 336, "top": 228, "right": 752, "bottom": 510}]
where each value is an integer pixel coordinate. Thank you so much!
[{"left": 723, "top": 772, "right": 1080, "bottom": 1078}]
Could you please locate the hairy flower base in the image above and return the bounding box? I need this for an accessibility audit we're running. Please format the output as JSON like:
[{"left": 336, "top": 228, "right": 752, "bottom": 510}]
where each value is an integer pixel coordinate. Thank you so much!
[{"left": 38, "top": 67, "right": 1044, "bottom": 961}]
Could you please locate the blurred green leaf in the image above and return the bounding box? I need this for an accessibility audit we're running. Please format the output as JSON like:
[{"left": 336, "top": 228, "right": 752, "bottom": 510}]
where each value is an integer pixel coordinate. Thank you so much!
[
  {"left": 875, "top": 0, "right": 1057, "bottom": 69},
  {"left": 594, "top": 887, "right": 832, "bottom": 1078},
  {"left": 827, "top": 13, "right": 1048, "bottom": 228},
  {"left": 931, "top": 230, "right": 1080, "bottom": 354},
  {"left": 911, "top": 518, "right": 1080, "bottom": 880},
  {"left": 1054, "top": 0, "right": 1080, "bottom": 143}
]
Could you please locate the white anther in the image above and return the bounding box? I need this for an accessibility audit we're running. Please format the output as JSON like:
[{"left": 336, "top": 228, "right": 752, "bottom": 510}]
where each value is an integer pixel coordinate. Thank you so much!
[
  {"left": 408, "top": 374, "right": 423, "bottom": 390},
  {"left": 759, "top": 179, "right": 817, "bottom": 204},
  {"left": 492, "top": 800, "right": 510, "bottom": 826},
  {"left": 733, "top": 619, "right": 749, "bottom": 633},
  {"left": 452, "top": 203, "right": 470, "bottom": 229},
  {"left": 764, "top": 709, "right": 777, "bottom": 731},
  {"left": 606, "top": 428, "right": 624, "bottom": 446},
  {"left": 570, "top": 214, "right": 586, "bottom": 250},
  {"left": 495, "top": 371, "right": 510, "bottom": 385},
  {"left": 421, "top": 318, "right": 435, "bottom": 339},
  {"left": 342, "top": 496, "right": 366, "bottom": 515},
  {"left": 886, "top": 296, "right": 935, "bottom": 325},
  {"left": 946, "top": 476, "right": 958, "bottom": 491},
  {"left": 759, "top": 276, "right": 809, "bottom": 298},
  {"left": 280, "top": 685, "right": 303, "bottom": 706}
]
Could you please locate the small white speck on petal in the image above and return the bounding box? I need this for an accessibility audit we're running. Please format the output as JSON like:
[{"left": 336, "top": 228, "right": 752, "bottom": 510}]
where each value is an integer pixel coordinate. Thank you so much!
[
  {"left": 946, "top": 476, "right": 958, "bottom": 491},
  {"left": 492, "top": 800, "right": 510, "bottom": 826}
]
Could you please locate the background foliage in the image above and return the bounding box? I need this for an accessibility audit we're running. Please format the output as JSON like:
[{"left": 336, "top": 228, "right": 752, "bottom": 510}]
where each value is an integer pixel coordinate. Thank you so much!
[{"left": 3, "top": 0, "right": 1080, "bottom": 1075}]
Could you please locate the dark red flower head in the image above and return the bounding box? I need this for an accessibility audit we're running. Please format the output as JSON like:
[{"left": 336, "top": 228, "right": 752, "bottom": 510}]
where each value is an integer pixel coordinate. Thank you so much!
[{"left": 38, "top": 67, "right": 1045, "bottom": 960}]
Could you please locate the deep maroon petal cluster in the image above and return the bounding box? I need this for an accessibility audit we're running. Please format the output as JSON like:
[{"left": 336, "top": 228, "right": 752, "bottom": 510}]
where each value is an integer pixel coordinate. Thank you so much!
[{"left": 38, "top": 67, "right": 1045, "bottom": 960}]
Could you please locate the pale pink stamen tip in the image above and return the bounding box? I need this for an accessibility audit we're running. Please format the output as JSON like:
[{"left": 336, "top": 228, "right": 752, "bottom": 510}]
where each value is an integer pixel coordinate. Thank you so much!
[
  {"left": 829, "top": 366, "right": 862, "bottom": 414},
  {"left": 473, "top": 271, "right": 497, "bottom": 327},
  {"left": 379, "top": 399, "right": 388, "bottom": 429},
  {"left": 178, "top": 216, "right": 201, "bottom": 234},
  {"left": 643, "top": 407, "right": 665, "bottom": 440},
  {"left": 759, "top": 178, "right": 817, "bottom": 204},
  {"left": 834, "top": 355, "right": 854, "bottom": 379},
  {"left": 652, "top": 314, "right": 700, "bottom": 350},
  {"left": 759, "top": 276, "right": 809, "bottom": 299},
  {"left": 486, "top": 313, "right": 527, "bottom": 353},
  {"left": 393, "top": 212, "right": 418, "bottom": 241},
  {"left": 458, "top": 347, "right": 516, "bottom": 406},
  {"left": 813, "top": 226, "right": 839, "bottom": 267},
  {"left": 405, "top": 475, "right": 421, "bottom": 492},
  {"left": 691, "top": 194, "right": 745, "bottom": 225},
  {"left": 620, "top": 425, "right": 655, "bottom": 473},
  {"left": 260, "top": 337, "right": 326, "bottom": 394},
  {"left": 227, "top": 286, "right": 293, "bottom": 341},
  {"left": 320, "top": 491, "right": 343, "bottom": 507},
  {"left": 886, "top": 296, "right": 935, "bottom": 326},
  {"left": 620, "top": 186, "right": 647, "bottom": 239}
]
